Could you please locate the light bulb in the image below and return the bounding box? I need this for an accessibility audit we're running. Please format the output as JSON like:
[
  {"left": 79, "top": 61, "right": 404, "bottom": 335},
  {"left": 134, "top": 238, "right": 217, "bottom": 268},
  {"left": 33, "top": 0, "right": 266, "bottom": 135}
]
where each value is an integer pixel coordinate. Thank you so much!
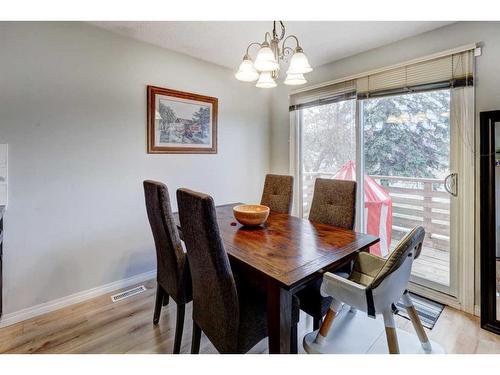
[{"left": 256, "top": 72, "right": 277, "bottom": 88}]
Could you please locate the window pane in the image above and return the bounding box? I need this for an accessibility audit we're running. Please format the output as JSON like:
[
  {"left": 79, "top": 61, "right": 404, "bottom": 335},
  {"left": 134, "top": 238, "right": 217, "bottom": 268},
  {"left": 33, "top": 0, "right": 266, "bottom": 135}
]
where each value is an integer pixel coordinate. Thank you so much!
[
  {"left": 362, "top": 90, "right": 451, "bottom": 288},
  {"left": 301, "top": 99, "right": 356, "bottom": 217}
]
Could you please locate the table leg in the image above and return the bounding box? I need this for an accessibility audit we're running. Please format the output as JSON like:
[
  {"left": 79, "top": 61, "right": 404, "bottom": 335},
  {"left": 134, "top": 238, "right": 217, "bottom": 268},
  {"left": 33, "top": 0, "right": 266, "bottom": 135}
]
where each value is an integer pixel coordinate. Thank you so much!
[{"left": 267, "top": 281, "right": 293, "bottom": 354}]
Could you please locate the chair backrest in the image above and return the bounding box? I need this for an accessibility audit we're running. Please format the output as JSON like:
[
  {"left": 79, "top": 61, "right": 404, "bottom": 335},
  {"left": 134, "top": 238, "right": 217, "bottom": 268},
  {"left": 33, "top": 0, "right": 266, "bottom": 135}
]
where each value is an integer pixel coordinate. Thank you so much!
[
  {"left": 260, "top": 174, "right": 293, "bottom": 214},
  {"left": 143, "top": 180, "right": 189, "bottom": 303},
  {"left": 371, "top": 226, "right": 425, "bottom": 289},
  {"left": 308, "top": 178, "right": 357, "bottom": 229},
  {"left": 176, "top": 188, "right": 239, "bottom": 352}
]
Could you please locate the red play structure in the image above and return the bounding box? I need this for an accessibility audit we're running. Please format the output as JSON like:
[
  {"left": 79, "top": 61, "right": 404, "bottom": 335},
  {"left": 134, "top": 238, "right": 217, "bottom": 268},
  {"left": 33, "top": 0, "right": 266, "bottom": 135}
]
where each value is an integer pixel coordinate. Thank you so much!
[{"left": 333, "top": 160, "right": 392, "bottom": 257}]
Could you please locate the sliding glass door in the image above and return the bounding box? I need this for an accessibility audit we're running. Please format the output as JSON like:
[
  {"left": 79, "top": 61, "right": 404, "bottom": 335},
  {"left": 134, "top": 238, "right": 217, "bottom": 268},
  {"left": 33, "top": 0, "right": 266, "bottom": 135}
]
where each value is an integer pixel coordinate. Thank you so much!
[
  {"left": 297, "top": 89, "right": 458, "bottom": 297},
  {"left": 292, "top": 48, "right": 476, "bottom": 307},
  {"left": 360, "top": 90, "right": 457, "bottom": 296}
]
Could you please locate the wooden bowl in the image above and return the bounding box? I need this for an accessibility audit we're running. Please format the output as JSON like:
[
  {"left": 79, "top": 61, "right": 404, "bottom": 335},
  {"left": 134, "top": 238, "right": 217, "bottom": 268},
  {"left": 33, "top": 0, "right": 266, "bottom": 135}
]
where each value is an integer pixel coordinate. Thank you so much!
[{"left": 233, "top": 204, "right": 270, "bottom": 226}]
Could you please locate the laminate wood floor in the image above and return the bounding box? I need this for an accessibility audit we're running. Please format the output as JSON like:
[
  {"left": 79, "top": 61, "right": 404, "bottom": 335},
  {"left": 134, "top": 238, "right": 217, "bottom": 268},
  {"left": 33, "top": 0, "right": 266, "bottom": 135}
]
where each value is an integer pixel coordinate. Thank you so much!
[{"left": 1, "top": 279, "right": 499, "bottom": 354}]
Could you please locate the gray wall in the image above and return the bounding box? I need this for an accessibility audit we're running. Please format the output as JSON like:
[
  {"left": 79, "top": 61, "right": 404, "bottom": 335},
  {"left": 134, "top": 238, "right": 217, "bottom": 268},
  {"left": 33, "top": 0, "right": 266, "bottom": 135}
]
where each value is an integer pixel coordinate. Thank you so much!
[
  {"left": 0, "top": 22, "right": 271, "bottom": 314},
  {"left": 270, "top": 21, "right": 500, "bottom": 173}
]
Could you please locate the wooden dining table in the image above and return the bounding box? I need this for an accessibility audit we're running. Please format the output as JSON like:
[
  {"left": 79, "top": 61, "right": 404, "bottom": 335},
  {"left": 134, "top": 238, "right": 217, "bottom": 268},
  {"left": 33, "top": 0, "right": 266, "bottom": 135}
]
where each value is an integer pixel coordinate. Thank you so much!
[{"left": 174, "top": 203, "right": 379, "bottom": 354}]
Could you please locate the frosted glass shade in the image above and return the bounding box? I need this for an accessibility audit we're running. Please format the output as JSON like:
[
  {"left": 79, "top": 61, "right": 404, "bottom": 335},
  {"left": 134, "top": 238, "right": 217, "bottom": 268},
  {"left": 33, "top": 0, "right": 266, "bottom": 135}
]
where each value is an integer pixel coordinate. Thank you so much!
[
  {"left": 256, "top": 72, "right": 277, "bottom": 88},
  {"left": 287, "top": 50, "right": 312, "bottom": 74},
  {"left": 254, "top": 46, "right": 279, "bottom": 72},
  {"left": 284, "top": 73, "right": 307, "bottom": 85},
  {"left": 235, "top": 58, "right": 259, "bottom": 82}
]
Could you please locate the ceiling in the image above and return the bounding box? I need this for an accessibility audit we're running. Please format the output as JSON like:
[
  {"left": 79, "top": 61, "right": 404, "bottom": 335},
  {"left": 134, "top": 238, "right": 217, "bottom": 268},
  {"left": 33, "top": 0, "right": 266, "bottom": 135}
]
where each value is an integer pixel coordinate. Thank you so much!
[{"left": 91, "top": 21, "right": 454, "bottom": 70}]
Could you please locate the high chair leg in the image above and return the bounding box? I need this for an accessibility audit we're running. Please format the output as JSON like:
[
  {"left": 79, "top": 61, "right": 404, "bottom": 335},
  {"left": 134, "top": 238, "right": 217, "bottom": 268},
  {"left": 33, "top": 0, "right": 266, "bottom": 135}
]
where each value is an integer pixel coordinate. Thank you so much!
[
  {"left": 382, "top": 309, "right": 400, "bottom": 354},
  {"left": 314, "top": 300, "right": 341, "bottom": 345},
  {"left": 401, "top": 291, "right": 432, "bottom": 352}
]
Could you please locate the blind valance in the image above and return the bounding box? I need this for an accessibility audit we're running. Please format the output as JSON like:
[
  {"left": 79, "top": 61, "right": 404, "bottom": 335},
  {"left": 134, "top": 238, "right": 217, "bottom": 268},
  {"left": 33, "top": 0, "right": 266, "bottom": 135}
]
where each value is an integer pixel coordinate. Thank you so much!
[
  {"left": 289, "top": 80, "right": 356, "bottom": 111},
  {"left": 289, "top": 45, "right": 476, "bottom": 111},
  {"left": 356, "top": 49, "right": 474, "bottom": 98}
]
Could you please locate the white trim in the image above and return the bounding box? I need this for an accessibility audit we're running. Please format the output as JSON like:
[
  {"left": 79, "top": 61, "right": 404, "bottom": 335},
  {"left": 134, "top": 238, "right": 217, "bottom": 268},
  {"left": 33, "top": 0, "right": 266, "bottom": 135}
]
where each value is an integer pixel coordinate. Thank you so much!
[
  {"left": 453, "top": 86, "right": 476, "bottom": 314},
  {"left": 290, "top": 43, "right": 478, "bottom": 96},
  {"left": 0, "top": 270, "right": 156, "bottom": 328},
  {"left": 408, "top": 282, "right": 461, "bottom": 310},
  {"left": 355, "top": 99, "right": 364, "bottom": 232},
  {"left": 474, "top": 304, "right": 481, "bottom": 317},
  {"left": 289, "top": 110, "right": 302, "bottom": 217}
]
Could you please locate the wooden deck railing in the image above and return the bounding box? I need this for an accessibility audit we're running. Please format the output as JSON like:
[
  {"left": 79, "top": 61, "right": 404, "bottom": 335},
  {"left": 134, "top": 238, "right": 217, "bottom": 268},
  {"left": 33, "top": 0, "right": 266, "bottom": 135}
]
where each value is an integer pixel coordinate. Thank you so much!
[{"left": 302, "top": 172, "right": 450, "bottom": 253}]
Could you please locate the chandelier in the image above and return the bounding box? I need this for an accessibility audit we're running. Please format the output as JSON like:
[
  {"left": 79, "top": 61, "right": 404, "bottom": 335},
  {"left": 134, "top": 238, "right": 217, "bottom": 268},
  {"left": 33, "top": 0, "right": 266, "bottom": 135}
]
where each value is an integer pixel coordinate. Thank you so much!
[{"left": 235, "top": 21, "right": 313, "bottom": 88}]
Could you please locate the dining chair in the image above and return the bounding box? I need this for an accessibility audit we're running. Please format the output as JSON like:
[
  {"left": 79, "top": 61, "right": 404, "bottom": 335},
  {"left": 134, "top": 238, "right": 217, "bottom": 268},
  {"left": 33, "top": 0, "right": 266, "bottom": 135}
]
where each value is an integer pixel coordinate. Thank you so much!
[
  {"left": 297, "top": 178, "right": 357, "bottom": 330},
  {"left": 143, "top": 180, "right": 192, "bottom": 354},
  {"left": 313, "top": 226, "right": 430, "bottom": 354},
  {"left": 260, "top": 174, "right": 293, "bottom": 214},
  {"left": 176, "top": 187, "right": 274, "bottom": 354}
]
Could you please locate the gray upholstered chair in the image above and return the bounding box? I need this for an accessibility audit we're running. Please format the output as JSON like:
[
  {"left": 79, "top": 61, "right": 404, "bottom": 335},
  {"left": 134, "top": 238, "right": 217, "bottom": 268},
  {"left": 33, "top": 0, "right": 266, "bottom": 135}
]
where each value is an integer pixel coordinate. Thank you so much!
[
  {"left": 296, "top": 178, "right": 357, "bottom": 330},
  {"left": 308, "top": 178, "right": 356, "bottom": 228},
  {"left": 143, "top": 180, "right": 192, "bottom": 354},
  {"left": 260, "top": 174, "right": 293, "bottom": 214},
  {"left": 313, "top": 227, "right": 431, "bottom": 354},
  {"left": 176, "top": 188, "right": 270, "bottom": 354}
]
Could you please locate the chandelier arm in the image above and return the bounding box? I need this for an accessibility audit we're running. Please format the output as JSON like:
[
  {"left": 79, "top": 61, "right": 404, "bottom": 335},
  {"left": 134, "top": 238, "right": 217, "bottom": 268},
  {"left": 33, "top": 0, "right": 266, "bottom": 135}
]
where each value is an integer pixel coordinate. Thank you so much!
[
  {"left": 245, "top": 42, "right": 263, "bottom": 57},
  {"left": 281, "top": 46, "right": 295, "bottom": 60},
  {"left": 281, "top": 34, "right": 301, "bottom": 52},
  {"left": 264, "top": 31, "right": 272, "bottom": 44}
]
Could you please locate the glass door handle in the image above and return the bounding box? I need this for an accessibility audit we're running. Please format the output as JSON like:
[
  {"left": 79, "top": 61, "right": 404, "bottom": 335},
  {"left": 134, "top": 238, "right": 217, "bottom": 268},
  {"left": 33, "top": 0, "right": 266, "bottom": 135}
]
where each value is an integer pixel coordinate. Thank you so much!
[{"left": 444, "top": 172, "right": 458, "bottom": 197}]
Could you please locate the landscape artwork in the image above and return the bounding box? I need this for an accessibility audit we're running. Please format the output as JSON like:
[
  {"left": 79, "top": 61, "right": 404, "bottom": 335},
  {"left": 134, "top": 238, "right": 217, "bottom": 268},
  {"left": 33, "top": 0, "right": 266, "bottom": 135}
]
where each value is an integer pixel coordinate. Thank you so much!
[{"left": 147, "top": 86, "right": 218, "bottom": 154}]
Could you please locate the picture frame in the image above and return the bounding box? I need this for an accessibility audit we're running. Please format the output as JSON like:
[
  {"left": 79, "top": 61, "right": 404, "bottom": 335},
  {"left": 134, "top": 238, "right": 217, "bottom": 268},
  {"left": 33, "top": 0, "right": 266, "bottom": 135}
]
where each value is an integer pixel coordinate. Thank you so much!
[{"left": 147, "top": 85, "right": 218, "bottom": 154}]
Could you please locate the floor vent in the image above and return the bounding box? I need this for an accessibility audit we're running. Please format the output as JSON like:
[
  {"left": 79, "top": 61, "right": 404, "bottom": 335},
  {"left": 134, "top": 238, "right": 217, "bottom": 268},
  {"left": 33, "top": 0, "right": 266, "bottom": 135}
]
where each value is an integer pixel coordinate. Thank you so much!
[{"left": 111, "top": 285, "right": 146, "bottom": 303}]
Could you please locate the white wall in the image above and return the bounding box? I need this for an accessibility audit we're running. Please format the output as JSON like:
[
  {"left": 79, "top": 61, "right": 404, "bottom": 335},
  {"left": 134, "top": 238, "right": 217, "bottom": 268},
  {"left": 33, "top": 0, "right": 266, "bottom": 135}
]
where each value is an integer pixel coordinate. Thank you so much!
[
  {"left": 270, "top": 21, "right": 500, "bottom": 173},
  {"left": 0, "top": 22, "right": 271, "bottom": 315}
]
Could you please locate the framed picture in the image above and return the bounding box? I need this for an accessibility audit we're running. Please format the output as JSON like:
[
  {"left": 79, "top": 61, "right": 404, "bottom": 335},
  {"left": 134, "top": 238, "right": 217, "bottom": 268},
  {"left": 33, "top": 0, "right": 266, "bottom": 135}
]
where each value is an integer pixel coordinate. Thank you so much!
[{"left": 147, "top": 85, "right": 218, "bottom": 154}]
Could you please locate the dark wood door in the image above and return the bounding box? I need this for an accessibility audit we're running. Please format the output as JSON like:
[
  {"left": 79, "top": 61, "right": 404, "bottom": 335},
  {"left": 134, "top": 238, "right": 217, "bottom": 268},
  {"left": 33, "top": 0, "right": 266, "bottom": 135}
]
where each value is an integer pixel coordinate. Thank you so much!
[{"left": 480, "top": 110, "right": 500, "bottom": 335}]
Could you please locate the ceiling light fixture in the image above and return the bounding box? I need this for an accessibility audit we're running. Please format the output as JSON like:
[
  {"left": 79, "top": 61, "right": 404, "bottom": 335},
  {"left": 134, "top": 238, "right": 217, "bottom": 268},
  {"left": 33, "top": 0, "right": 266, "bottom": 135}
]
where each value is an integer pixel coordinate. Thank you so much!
[{"left": 235, "top": 21, "right": 313, "bottom": 88}]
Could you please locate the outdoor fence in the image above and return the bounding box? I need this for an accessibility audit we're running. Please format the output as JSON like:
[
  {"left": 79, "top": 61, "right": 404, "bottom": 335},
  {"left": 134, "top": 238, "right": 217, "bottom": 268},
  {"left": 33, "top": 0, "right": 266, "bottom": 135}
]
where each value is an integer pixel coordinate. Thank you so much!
[{"left": 302, "top": 171, "right": 450, "bottom": 254}]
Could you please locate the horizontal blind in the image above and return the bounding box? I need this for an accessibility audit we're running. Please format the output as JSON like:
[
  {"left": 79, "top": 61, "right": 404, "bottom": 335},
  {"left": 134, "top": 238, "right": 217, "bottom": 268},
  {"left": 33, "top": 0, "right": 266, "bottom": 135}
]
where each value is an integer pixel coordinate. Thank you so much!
[
  {"left": 289, "top": 80, "right": 356, "bottom": 111},
  {"left": 356, "top": 49, "right": 474, "bottom": 98}
]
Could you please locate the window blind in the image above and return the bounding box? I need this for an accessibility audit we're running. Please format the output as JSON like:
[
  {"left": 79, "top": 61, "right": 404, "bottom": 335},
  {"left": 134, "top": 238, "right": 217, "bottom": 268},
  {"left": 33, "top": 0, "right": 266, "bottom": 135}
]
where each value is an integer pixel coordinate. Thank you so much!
[
  {"left": 289, "top": 79, "right": 356, "bottom": 111},
  {"left": 356, "top": 49, "right": 474, "bottom": 98},
  {"left": 289, "top": 46, "right": 476, "bottom": 110}
]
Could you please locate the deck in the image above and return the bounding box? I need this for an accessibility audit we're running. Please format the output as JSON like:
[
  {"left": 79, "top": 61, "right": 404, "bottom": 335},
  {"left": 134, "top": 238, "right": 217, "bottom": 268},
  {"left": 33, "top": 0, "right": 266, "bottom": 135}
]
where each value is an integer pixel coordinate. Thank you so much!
[{"left": 303, "top": 172, "right": 450, "bottom": 287}]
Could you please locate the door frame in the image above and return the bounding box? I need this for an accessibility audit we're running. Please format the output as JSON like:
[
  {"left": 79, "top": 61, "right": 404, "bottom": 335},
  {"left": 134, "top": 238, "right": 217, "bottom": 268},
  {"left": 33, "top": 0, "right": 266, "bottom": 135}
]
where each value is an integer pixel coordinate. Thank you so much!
[
  {"left": 357, "top": 90, "right": 475, "bottom": 310},
  {"left": 479, "top": 110, "right": 500, "bottom": 334}
]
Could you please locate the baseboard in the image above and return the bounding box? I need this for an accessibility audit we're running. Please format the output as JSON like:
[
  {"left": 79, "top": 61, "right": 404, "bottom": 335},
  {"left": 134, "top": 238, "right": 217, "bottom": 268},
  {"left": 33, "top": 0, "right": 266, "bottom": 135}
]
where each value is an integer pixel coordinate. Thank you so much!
[
  {"left": 0, "top": 269, "right": 156, "bottom": 328},
  {"left": 474, "top": 304, "right": 481, "bottom": 317}
]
